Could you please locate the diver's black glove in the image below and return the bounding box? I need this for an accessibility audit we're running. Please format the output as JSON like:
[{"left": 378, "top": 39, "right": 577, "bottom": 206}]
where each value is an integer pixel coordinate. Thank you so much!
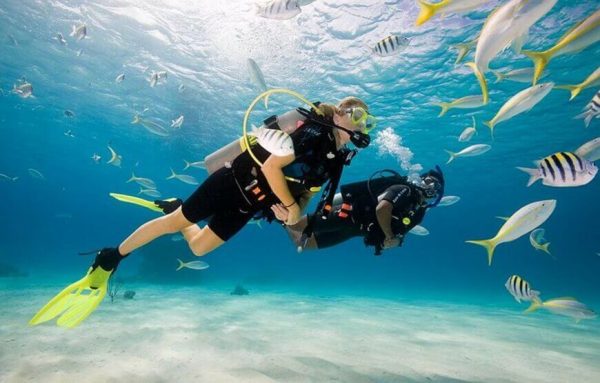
[
  {"left": 154, "top": 198, "right": 183, "bottom": 214},
  {"left": 92, "top": 247, "right": 127, "bottom": 272}
]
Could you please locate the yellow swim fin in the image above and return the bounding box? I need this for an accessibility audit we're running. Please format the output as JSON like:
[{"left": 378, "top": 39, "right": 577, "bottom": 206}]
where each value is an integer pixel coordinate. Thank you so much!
[
  {"left": 29, "top": 267, "right": 112, "bottom": 329},
  {"left": 109, "top": 193, "right": 163, "bottom": 213}
]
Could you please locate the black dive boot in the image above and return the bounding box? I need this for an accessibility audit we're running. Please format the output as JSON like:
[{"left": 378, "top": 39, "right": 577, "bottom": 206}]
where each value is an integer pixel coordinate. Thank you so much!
[{"left": 154, "top": 198, "right": 183, "bottom": 214}]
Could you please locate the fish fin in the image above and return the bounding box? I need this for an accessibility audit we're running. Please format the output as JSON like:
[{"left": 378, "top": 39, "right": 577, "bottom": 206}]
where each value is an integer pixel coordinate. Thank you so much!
[
  {"left": 482, "top": 120, "right": 495, "bottom": 139},
  {"left": 531, "top": 291, "right": 541, "bottom": 303},
  {"left": 465, "top": 238, "right": 497, "bottom": 266},
  {"left": 264, "top": 94, "right": 270, "bottom": 110},
  {"left": 522, "top": 50, "right": 550, "bottom": 85},
  {"left": 415, "top": 0, "right": 444, "bottom": 26},
  {"left": 471, "top": 116, "right": 477, "bottom": 130},
  {"left": 176, "top": 258, "right": 185, "bottom": 271},
  {"left": 516, "top": 167, "right": 541, "bottom": 187},
  {"left": 495, "top": 216, "right": 509, "bottom": 221},
  {"left": 492, "top": 70, "right": 504, "bottom": 84},
  {"left": 69, "top": 25, "right": 76, "bottom": 37},
  {"left": 183, "top": 160, "right": 190, "bottom": 170},
  {"left": 132, "top": 115, "right": 140, "bottom": 124},
  {"left": 514, "top": 296, "right": 521, "bottom": 304},
  {"left": 444, "top": 149, "right": 456, "bottom": 164},
  {"left": 166, "top": 168, "right": 176, "bottom": 180},
  {"left": 524, "top": 299, "right": 543, "bottom": 314},
  {"left": 431, "top": 102, "right": 449, "bottom": 117},
  {"left": 555, "top": 84, "right": 581, "bottom": 101},
  {"left": 466, "top": 62, "right": 489, "bottom": 105},
  {"left": 257, "top": 220, "right": 263, "bottom": 229},
  {"left": 541, "top": 242, "right": 551, "bottom": 255}
]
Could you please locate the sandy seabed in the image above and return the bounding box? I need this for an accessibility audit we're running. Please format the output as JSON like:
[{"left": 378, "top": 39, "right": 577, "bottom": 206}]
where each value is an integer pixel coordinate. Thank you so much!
[{"left": 1, "top": 282, "right": 599, "bottom": 383}]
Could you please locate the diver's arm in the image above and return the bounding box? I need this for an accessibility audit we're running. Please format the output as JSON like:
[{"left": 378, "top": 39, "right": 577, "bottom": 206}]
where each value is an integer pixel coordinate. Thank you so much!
[
  {"left": 375, "top": 200, "right": 395, "bottom": 240},
  {"left": 261, "top": 154, "right": 301, "bottom": 224}
]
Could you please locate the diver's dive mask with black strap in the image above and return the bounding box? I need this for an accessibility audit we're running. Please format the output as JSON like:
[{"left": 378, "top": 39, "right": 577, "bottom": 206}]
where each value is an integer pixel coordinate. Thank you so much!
[{"left": 419, "top": 165, "right": 445, "bottom": 208}]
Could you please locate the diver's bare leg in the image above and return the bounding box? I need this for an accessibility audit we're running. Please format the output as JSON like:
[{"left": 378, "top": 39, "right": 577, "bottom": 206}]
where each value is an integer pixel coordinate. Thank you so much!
[
  {"left": 187, "top": 226, "right": 224, "bottom": 256},
  {"left": 118, "top": 207, "right": 193, "bottom": 255}
]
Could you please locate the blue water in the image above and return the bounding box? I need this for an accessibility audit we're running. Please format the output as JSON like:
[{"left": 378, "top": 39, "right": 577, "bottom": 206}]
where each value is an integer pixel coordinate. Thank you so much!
[{"left": 1, "top": 0, "right": 600, "bottom": 366}]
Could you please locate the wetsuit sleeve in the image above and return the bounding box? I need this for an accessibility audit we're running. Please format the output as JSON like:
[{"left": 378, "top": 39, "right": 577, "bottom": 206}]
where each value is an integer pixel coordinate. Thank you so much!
[{"left": 379, "top": 185, "right": 414, "bottom": 211}]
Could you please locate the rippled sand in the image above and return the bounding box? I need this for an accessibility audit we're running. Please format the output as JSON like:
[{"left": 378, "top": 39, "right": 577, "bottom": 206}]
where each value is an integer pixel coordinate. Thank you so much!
[{"left": 1, "top": 283, "right": 599, "bottom": 383}]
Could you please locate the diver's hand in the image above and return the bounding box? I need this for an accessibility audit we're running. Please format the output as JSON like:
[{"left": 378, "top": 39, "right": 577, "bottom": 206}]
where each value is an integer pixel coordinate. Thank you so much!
[
  {"left": 271, "top": 204, "right": 289, "bottom": 222},
  {"left": 285, "top": 203, "right": 301, "bottom": 226},
  {"left": 383, "top": 236, "right": 401, "bottom": 249}
]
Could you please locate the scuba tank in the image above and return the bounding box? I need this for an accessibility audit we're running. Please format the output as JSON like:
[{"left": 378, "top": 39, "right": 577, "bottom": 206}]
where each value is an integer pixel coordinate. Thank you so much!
[{"left": 204, "top": 109, "right": 307, "bottom": 174}]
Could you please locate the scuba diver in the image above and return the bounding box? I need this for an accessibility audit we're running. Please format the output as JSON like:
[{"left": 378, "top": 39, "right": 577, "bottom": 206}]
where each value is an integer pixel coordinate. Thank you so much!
[
  {"left": 277, "top": 167, "right": 445, "bottom": 255},
  {"left": 30, "top": 94, "right": 377, "bottom": 328}
]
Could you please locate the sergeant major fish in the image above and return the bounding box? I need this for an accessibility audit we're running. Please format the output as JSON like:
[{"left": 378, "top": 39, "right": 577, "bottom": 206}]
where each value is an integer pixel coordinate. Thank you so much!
[
  {"left": 505, "top": 275, "right": 541, "bottom": 304},
  {"left": 517, "top": 152, "right": 597, "bottom": 187},
  {"left": 257, "top": 0, "right": 301, "bottom": 20},
  {"left": 575, "top": 90, "right": 600, "bottom": 128},
  {"left": 372, "top": 34, "right": 410, "bottom": 57}
]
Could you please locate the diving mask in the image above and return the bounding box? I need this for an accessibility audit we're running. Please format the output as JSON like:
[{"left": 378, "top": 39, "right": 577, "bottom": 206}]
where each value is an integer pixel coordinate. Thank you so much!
[{"left": 344, "top": 107, "right": 377, "bottom": 134}]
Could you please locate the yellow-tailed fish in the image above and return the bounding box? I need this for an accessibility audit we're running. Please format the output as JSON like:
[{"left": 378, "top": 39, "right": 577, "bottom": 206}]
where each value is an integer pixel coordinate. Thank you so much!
[
  {"left": 517, "top": 152, "right": 597, "bottom": 187},
  {"left": 458, "top": 116, "right": 477, "bottom": 142},
  {"left": 453, "top": 36, "right": 478, "bottom": 65},
  {"left": 183, "top": 160, "right": 206, "bottom": 170},
  {"left": 466, "top": 199, "right": 556, "bottom": 266},
  {"left": 491, "top": 68, "right": 543, "bottom": 84},
  {"left": 107, "top": 145, "right": 122, "bottom": 167},
  {"left": 483, "top": 82, "right": 554, "bottom": 137},
  {"left": 444, "top": 144, "right": 490, "bottom": 164},
  {"left": 131, "top": 115, "right": 169, "bottom": 137},
  {"left": 505, "top": 275, "right": 541, "bottom": 304},
  {"left": 0, "top": 173, "right": 18, "bottom": 182},
  {"left": 432, "top": 95, "right": 484, "bottom": 117},
  {"left": 523, "top": 9, "right": 600, "bottom": 85},
  {"left": 467, "top": 0, "right": 556, "bottom": 103},
  {"left": 415, "top": 0, "right": 490, "bottom": 27},
  {"left": 525, "top": 297, "right": 597, "bottom": 323},
  {"left": 176, "top": 258, "right": 209, "bottom": 271},
  {"left": 138, "top": 188, "right": 161, "bottom": 198},
  {"left": 127, "top": 172, "right": 157, "bottom": 190},
  {"left": 529, "top": 228, "right": 550, "bottom": 255},
  {"left": 556, "top": 67, "right": 600, "bottom": 101},
  {"left": 574, "top": 137, "right": 600, "bottom": 162},
  {"left": 575, "top": 90, "right": 600, "bottom": 128},
  {"left": 167, "top": 168, "right": 199, "bottom": 185}
]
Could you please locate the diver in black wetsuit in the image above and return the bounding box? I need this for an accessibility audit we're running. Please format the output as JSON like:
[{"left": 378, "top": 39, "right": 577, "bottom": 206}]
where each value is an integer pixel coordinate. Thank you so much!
[{"left": 280, "top": 167, "right": 445, "bottom": 255}]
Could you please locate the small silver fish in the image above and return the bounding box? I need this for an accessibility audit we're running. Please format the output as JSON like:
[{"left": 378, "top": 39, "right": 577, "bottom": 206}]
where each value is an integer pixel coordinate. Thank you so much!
[
  {"left": 115, "top": 73, "right": 125, "bottom": 83},
  {"left": 76, "top": 49, "right": 83, "bottom": 57},
  {"left": 183, "top": 160, "right": 205, "bottom": 170},
  {"left": 64, "top": 110, "right": 75, "bottom": 118},
  {"left": 517, "top": 152, "right": 598, "bottom": 187},
  {"left": 372, "top": 34, "right": 410, "bottom": 57},
  {"left": 139, "top": 188, "right": 161, "bottom": 198},
  {"left": 176, "top": 258, "right": 209, "bottom": 271},
  {"left": 408, "top": 225, "right": 429, "bottom": 236},
  {"left": 257, "top": 0, "right": 301, "bottom": 20},
  {"left": 127, "top": 172, "right": 157, "bottom": 190},
  {"left": 492, "top": 68, "right": 545, "bottom": 84},
  {"left": 64, "top": 130, "right": 75, "bottom": 138},
  {"left": 7, "top": 33, "right": 18, "bottom": 46},
  {"left": 458, "top": 116, "right": 477, "bottom": 142},
  {"left": 70, "top": 23, "right": 87, "bottom": 40},
  {"left": 171, "top": 115, "right": 184, "bottom": 129},
  {"left": 132, "top": 115, "right": 169, "bottom": 137},
  {"left": 505, "top": 275, "right": 540, "bottom": 304},
  {"left": 167, "top": 168, "right": 199, "bottom": 185},
  {"left": 13, "top": 82, "right": 33, "bottom": 98},
  {"left": 0, "top": 173, "right": 18, "bottom": 182},
  {"left": 444, "top": 144, "right": 491, "bottom": 164},
  {"left": 178, "top": 84, "right": 185, "bottom": 93},
  {"left": 247, "top": 219, "right": 263, "bottom": 229},
  {"left": 149, "top": 71, "right": 167, "bottom": 87},
  {"left": 438, "top": 196, "right": 460, "bottom": 207},
  {"left": 529, "top": 228, "right": 551, "bottom": 255},
  {"left": 54, "top": 32, "right": 67, "bottom": 45},
  {"left": 91, "top": 153, "right": 101, "bottom": 164},
  {"left": 575, "top": 137, "right": 600, "bottom": 162},
  {"left": 28, "top": 168, "right": 45, "bottom": 180}
]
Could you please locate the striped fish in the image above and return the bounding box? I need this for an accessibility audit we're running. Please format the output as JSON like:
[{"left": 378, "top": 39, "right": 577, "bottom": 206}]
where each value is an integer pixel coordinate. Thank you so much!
[
  {"left": 257, "top": 0, "right": 301, "bottom": 20},
  {"left": 505, "top": 275, "right": 540, "bottom": 304},
  {"left": 254, "top": 127, "right": 294, "bottom": 156},
  {"left": 517, "top": 152, "right": 598, "bottom": 187},
  {"left": 372, "top": 34, "right": 410, "bottom": 57},
  {"left": 575, "top": 90, "right": 600, "bottom": 128}
]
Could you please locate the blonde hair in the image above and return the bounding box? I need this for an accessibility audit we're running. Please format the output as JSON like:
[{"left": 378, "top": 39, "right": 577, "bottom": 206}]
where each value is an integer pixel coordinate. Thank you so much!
[{"left": 315, "top": 97, "right": 369, "bottom": 120}]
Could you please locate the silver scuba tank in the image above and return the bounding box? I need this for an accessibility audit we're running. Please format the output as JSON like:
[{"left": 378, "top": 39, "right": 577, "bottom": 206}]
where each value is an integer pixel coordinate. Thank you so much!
[{"left": 203, "top": 109, "right": 306, "bottom": 175}]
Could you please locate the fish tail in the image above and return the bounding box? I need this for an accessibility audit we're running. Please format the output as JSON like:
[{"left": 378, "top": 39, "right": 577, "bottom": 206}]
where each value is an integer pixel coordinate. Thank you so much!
[
  {"left": 166, "top": 168, "right": 176, "bottom": 180},
  {"left": 524, "top": 299, "right": 543, "bottom": 314},
  {"left": 541, "top": 242, "right": 551, "bottom": 255},
  {"left": 264, "top": 94, "right": 270, "bottom": 110},
  {"left": 126, "top": 172, "right": 136, "bottom": 183},
  {"left": 465, "top": 238, "right": 497, "bottom": 266},
  {"left": 415, "top": 0, "right": 443, "bottom": 26},
  {"left": 70, "top": 25, "right": 76, "bottom": 36},
  {"left": 522, "top": 50, "right": 550, "bottom": 85},
  {"left": 555, "top": 84, "right": 581, "bottom": 101},
  {"left": 444, "top": 149, "right": 456, "bottom": 164},
  {"left": 466, "top": 62, "right": 489, "bottom": 105},
  {"left": 453, "top": 44, "right": 468, "bottom": 65},
  {"left": 432, "top": 102, "right": 450, "bottom": 117},
  {"left": 491, "top": 70, "right": 504, "bottom": 84},
  {"left": 575, "top": 110, "right": 594, "bottom": 128},
  {"left": 183, "top": 160, "right": 190, "bottom": 170},
  {"left": 176, "top": 258, "right": 185, "bottom": 271},
  {"left": 132, "top": 115, "right": 140, "bottom": 124},
  {"left": 482, "top": 120, "right": 495, "bottom": 139},
  {"left": 516, "top": 167, "right": 541, "bottom": 187}
]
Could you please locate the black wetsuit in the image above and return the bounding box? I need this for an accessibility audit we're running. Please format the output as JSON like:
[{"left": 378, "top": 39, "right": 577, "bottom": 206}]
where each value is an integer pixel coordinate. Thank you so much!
[
  {"left": 181, "top": 117, "right": 351, "bottom": 241},
  {"left": 311, "top": 183, "right": 427, "bottom": 253}
]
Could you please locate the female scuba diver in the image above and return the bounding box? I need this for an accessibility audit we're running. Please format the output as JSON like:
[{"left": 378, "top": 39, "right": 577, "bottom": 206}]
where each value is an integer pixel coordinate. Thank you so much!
[
  {"left": 29, "top": 95, "right": 377, "bottom": 328},
  {"left": 277, "top": 167, "right": 445, "bottom": 256}
]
